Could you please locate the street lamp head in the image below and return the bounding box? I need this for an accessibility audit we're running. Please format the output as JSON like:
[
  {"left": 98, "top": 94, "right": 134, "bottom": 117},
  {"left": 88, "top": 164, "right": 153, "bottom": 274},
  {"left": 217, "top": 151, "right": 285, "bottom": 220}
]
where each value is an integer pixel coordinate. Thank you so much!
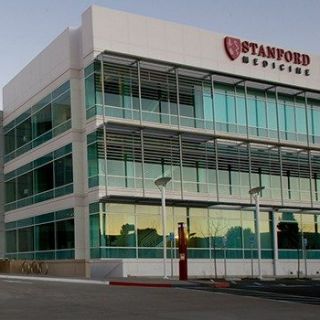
[
  {"left": 154, "top": 176, "right": 172, "bottom": 188},
  {"left": 249, "top": 186, "right": 265, "bottom": 195}
]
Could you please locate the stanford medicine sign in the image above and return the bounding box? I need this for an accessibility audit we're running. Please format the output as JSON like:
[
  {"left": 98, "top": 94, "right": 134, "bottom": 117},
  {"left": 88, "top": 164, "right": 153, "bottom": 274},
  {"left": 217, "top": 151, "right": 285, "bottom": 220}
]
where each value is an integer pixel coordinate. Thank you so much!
[{"left": 224, "top": 36, "right": 311, "bottom": 76}]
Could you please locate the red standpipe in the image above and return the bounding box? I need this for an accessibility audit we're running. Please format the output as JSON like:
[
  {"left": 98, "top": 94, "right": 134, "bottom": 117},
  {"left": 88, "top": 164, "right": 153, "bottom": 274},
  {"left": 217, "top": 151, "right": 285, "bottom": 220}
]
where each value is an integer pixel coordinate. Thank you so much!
[{"left": 178, "top": 222, "right": 188, "bottom": 280}]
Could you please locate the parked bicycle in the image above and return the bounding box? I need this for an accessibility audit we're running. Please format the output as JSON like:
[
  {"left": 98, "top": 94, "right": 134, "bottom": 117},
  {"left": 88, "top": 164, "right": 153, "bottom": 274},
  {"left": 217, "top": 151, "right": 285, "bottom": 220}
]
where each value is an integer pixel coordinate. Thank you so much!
[{"left": 20, "top": 260, "right": 48, "bottom": 275}]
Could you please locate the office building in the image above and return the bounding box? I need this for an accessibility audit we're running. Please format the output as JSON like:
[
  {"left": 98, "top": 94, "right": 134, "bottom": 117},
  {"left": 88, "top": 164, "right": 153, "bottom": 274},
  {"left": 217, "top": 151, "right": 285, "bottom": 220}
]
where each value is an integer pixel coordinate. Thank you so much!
[{"left": 2, "top": 6, "right": 320, "bottom": 277}]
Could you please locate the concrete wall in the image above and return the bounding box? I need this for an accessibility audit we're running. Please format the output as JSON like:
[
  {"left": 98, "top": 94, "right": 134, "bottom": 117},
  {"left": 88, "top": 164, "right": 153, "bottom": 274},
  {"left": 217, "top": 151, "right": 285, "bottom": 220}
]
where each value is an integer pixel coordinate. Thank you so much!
[
  {"left": 0, "top": 111, "right": 4, "bottom": 258},
  {"left": 3, "top": 27, "right": 82, "bottom": 121},
  {"left": 0, "top": 260, "right": 87, "bottom": 278},
  {"left": 90, "top": 259, "right": 320, "bottom": 279},
  {"left": 1, "top": 258, "right": 318, "bottom": 279},
  {"left": 2, "top": 23, "right": 89, "bottom": 266},
  {"left": 5, "top": 4, "right": 320, "bottom": 119},
  {"left": 81, "top": 5, "right": 320, "bottom": 91}
]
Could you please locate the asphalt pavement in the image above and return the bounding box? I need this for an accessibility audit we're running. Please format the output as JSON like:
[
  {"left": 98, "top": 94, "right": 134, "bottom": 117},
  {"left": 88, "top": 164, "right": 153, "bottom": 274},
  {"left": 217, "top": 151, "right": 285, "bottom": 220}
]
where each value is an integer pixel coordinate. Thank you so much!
[
  {"left": 210, "top": 278, "right": 320, "bottom": 305},
  {"left": 0, "top": 275, "right": 319, "bottom": 320}
]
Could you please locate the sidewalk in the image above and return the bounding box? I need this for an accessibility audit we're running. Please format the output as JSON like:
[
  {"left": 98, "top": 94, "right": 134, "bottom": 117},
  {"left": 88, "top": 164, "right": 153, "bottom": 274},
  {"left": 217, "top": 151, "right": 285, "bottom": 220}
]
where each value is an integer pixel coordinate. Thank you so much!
[
  {"left": 4, "top": 273, "right": 317, "bottom": 289},
  {"left": 0, "top": 273, "right": 230, "bottom": 288}
]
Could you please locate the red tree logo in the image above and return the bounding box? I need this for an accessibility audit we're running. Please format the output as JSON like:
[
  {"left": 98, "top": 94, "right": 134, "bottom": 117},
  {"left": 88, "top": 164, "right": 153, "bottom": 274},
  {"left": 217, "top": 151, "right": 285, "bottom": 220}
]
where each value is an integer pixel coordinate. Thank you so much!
[{"left": 224, "top": 37, "right": 241, "bottom": 60}]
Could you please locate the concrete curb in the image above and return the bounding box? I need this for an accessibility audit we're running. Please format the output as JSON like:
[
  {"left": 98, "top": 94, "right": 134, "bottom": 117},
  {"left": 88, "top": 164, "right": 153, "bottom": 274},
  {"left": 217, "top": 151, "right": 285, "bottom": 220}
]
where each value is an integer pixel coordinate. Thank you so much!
[
  {"left": 0, "top": 274, "right": 108, "bottom": 285},
  {"left": 108, "top": 280, "right": 230, "bottom": 289},
  {"left": 211, "top": 281, "right": 231, "bottom": 288},
  {"left": 0, "top": 274, "right": 231, "bottom": 289},
  {"left": 109, "top": 281, "right": 173, "bottom": 288}
]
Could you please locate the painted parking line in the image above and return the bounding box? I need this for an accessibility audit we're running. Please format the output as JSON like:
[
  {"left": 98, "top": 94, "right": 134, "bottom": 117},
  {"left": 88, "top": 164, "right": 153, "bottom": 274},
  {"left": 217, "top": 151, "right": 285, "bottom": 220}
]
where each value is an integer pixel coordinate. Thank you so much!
[{"left": 209, "top": 287, "right": 320, "bottom": 305}]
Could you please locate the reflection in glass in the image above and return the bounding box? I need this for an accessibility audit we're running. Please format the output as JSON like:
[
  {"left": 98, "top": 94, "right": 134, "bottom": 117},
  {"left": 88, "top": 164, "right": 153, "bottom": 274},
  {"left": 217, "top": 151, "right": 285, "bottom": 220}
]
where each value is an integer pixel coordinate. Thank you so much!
[
  {"left": 33, "top": 104, "right": 52, "bottom": 137},
  {"left": 6, "top": 230, "right": 17, "bottom": 253},
  {"left": 35, "top": 223, "right": 55, "bottom": 251},
  {"left": 52, "top": 92, "right": 71, "bottom": 127},
  {"left": 16, "top": 118, "right": 32, "bottom": 148},
  {"left": 18, "top": 227, "right": 34, "bottom": 252},
  {"left": 56, "top": 220, "right": 74, "bottom": 249},
  {"left": 34, "top": 163, "right": 54, "bottom": 193}
]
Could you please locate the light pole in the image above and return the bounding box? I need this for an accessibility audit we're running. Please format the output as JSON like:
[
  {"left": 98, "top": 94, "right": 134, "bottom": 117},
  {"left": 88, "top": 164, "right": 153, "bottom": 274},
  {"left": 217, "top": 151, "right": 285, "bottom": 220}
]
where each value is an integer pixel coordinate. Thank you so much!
[
  {"left": 302, "top": 235, "right": 308, "bottom": 277},
  {"left": 249, "top": 186, "right": 265, "bottom": 280},
  {"left": 223, "top": 236, "right": 227, "bottom": 279},
  {"left": 154, "top": 176, "right": 172, "bottom": 279},
  {"left": 249, "top": 235, "right": 255, "bottom": 278}
]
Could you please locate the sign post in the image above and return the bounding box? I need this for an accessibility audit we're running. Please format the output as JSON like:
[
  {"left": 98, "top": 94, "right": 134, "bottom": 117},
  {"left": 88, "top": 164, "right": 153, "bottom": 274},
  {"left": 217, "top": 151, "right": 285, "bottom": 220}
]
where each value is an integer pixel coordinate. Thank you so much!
[{"left": 178, "top": 222, "right": 188, "bottom": 280}]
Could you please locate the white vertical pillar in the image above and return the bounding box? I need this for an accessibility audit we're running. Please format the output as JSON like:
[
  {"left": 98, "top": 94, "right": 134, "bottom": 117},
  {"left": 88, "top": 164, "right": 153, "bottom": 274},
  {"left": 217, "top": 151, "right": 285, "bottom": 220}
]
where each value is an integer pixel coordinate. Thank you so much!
[
  {"left": 272, "top": 211, "right": 278, "bottom": 277},
  {"left": 161, "top": 185, "right": 167, "bottom": 279},
  {"left": 0, "top": 111, "right": 4, "bottom": 258},
  {"left": 255, "top": 194, "right": 262, "bottom": 280},
  {"left": 70, "top": 75, "right": 90, "bottom": 277}
]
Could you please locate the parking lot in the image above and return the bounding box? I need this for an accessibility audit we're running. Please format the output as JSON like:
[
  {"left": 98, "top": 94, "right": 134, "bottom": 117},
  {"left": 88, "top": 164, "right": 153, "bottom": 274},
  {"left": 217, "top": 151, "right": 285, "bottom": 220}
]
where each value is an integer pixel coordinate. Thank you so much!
[
  {"left": 0, "top": 277, "right": 319, "bottom": 320},
  {"left": 205, "top": 279, "right": 320, "bottom": 305}
]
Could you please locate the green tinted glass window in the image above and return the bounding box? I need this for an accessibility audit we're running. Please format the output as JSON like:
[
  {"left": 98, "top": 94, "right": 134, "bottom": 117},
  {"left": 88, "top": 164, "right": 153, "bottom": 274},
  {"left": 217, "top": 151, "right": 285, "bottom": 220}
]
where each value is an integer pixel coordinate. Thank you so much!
[
  {"left": 56, "top": 220, "right": 74, "bottom": 249},
  {"left": 16, "top": 118, "right": 32, "bottom": 148},
  {"left": 296, "top": 107, "right": 306, "bottom": 134},
  {"left": 215, "top": 93, "right": 227, "bottom": 123},
  {"left": 17, "top": 172, "right": 33, "bottom": 200},
  {"left": 35, "top": 223, "right": 55, "bottom": 251},
  {"left": 52, "top": 92, "right": 71, "bottom": 127},
  {"left": 18, "top": 227, "right": 34, "bottom": 252},
  {"left": 5, "top": 179, "right": 16, "bottom": 203},
  {"left": 5, "top": 129, "right": 15, "bottom": 154},
  {"left": 88, "top": 143, "right": 98, "bottom": 177},
  {"left": 34, "top": 162, "right": 54, "bottom": 193},
  {"left": 90, "top": 214, "right": 100, "bottom": 247},
  {"left": 4, "top": 81, "right": 71, "bottom": 162},
  {"left": 54, "top": 154, "right": 73, "bottom": 187},
  {"left": 6, "top": 230, "right": 17, "bottom": 253},
  {"left": 85, "top": 74, "right": 96, "bottom": 109},
  {"left": 33, "top": 104, "right": 52, "bottom": 137}
]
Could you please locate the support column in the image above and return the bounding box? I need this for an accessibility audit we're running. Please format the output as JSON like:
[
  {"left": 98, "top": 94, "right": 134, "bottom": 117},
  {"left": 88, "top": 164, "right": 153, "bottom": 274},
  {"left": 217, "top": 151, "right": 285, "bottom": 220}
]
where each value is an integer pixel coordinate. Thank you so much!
[
  {"left": 304, "top": 92, "right": 314, "bottom": 207},
  {"left": 178, "top": 134, "right": 184, "bottom": 200},
  {"left": 215, "top": 139, "right": 220, "bottom": 202},
  {"left": 0, "top": 111, "right": 4, "bottom": 258},
  {"left": 140, "top": 129, "right": 145, "bottom": 197},
  {"left": 272, "top": 211, "right": 279, "bottom": 277},
  {"left": 100, "top": 56, "right": 108, "bottom": 196},
  {"left": 137, "top": 60, "right": 143, "bottom": 126},
  {"left": 275, "top": 88, "right": 284, "bottom": 207},
  {"left": 243, "top": 81, "right": 249, "bottom": 140},
  {"left": 70, "top": 74, "right": 90, "bottom": 277},
  {"left": 210, "top": 75, "right": 216, "bottom": 134},
  {"left": 176, "top": 69, "right": 181, "bottom": 130},
  {"left": 254, "top": 194, "right": 262, "bottom": 280}
]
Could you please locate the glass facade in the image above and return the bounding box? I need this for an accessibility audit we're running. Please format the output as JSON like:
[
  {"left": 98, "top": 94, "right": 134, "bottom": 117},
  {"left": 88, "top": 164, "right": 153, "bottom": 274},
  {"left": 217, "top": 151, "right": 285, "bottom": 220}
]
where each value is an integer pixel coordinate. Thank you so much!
[
  {"left": 89, "top": 203, "right": 320, "bottom": 260},
  {"left": 84, "top": 60, "right": 320, "bottom": 146},
  {"left": 277, "top": 212, "right": 320, "bottom": 259},
  {"left": 4, "top": 51, "right": 320, "bottom": 268},
  {"left": 84, "top": 53, "right": 320, "bottom": 266},
  {"left": 5, "top": 208, "right": 75, "bottom": 260},
  {"left": 4, "top": 81, "right": 71, "bottom": 162},
  {"left": 87, "top": 128, "right": 320, "bottom": 206},
  {"left": 4, "top": 144, "right": 73, "bottom": 211}
]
